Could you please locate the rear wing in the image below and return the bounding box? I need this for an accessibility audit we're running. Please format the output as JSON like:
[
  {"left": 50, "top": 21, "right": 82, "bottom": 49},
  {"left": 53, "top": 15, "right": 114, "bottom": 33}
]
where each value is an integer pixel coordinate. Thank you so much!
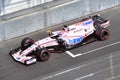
[{"left": 90, "top": 14, "right": 110, "bottom": 28}]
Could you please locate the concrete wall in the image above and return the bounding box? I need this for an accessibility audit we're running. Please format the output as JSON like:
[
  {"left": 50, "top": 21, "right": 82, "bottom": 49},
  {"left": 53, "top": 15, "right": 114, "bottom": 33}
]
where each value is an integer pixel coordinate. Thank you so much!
[
  {"left": 0, "top": 0, "right": 120, "bottom": 41},
  {"left": 0, "top": 0, "right": 54, "bottom": 15},
  {"left": 0, "top": 12, "right": 45, "bottom": 40},
  {"left": 46, "top": 0, "right": 120, "bottom": 27}
]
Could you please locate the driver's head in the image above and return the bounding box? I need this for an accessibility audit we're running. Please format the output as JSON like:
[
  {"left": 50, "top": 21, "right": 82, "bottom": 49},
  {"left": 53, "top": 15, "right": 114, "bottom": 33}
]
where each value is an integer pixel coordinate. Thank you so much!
[{"left": 47, "top": 30, "right": 52, "bottom": 35}]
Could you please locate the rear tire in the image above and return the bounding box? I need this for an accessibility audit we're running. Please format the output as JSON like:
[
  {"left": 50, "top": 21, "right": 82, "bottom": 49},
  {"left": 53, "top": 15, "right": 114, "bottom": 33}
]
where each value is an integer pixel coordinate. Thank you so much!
[
  {"left": 36, "top": 48, "right": 50, "bottom": 61},
  {"left": 21, "top": 37, "right": 34, "bottom": 50},
  {"left": 95, "top": 27, "right": 110, "bottom": 41}
]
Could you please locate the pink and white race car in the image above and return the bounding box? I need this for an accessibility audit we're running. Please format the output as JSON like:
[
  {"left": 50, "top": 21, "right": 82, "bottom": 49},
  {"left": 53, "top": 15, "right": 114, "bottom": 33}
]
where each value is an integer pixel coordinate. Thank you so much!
[{"left": 9, "top": 15, "right": 110, "bottom": 65}]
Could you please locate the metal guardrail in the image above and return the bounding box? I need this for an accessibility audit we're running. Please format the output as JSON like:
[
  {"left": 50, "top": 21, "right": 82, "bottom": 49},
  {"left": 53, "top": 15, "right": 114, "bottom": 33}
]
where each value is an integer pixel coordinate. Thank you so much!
[{"left": 0, "top": 0, "right": 54, "bottom": 16}]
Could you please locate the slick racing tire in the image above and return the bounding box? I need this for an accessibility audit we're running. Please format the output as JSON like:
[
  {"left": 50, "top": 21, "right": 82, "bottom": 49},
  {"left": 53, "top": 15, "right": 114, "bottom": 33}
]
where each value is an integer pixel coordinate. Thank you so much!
[
  {"left": 36, "top": 48, "right": 50, "bottom": 61},
  {"left": 95, "top": 27, "right": 110, "bottom": 41},
  {"left": 21, "top": 37, "right": 34, "bottom": 50}
]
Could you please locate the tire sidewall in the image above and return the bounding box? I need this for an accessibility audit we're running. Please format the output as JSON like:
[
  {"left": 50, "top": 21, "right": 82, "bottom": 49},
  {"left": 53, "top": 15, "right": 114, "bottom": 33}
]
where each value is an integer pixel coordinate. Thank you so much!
[
  {"left": 40, "top": 50, "right": 50, "bottom": 61},
  {"left": 36, "top": 48, "right": 50, "bottom": 61},
  {"left": 95, "top": 27, "right": 110, "bottom": 41},
  {"left": 100, "top": 29, "right": 110, "bottom": 40},
  {"left": 21, "top": 37, "right": 34, "bottom": 50}
]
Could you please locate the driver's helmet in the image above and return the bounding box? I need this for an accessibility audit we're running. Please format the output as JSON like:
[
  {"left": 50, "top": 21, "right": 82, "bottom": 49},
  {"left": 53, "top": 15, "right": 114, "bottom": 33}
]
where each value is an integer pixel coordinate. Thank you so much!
[
  {"left": 47, "top": 30, "right": 53, "bottom": 36},
  {"left": 47, "top": 29, "right": 57, "bottom": 38}
]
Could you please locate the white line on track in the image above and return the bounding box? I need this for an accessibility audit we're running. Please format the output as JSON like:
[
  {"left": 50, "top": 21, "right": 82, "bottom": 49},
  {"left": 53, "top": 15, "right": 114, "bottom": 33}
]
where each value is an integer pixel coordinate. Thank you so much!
[
  {"left": 39, "top": 53, "right": 120, "bottom": 80},
  {"left": 66, "top": 41, "right": 120, "bottom": 58},
  {"left": 54, "top": 65, "right": 85, "bottom": 77},
  {"left": 75, "top": 73, "right": 94, "bottom": 80},
  {"left": 40, "top": 65, "right": 86, "bottom": 80}
]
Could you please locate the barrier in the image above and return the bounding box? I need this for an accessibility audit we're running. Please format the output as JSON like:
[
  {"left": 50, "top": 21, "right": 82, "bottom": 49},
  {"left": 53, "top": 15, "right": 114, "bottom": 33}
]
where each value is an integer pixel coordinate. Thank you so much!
[
  {"left": 0, "top": 0, "right": 120, "bottom": 41},
  {"left": 0, "top": 0, "right": 54, "bottom": 16}
]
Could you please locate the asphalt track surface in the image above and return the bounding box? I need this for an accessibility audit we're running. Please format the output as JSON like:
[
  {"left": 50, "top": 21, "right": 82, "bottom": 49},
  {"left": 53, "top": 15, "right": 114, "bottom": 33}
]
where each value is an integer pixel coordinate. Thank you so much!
[{"left": 0, "top": 6, "right": 120, "bottom": 80}]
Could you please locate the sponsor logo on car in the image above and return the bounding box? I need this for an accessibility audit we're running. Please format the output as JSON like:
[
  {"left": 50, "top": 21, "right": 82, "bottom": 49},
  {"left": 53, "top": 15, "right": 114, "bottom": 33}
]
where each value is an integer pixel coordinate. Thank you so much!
[
  {"left": 68, "top": 36, "right": 83, "bottom": 44},
  {"left": 82, "top": 20, "right": 93, "bottom": 26}
]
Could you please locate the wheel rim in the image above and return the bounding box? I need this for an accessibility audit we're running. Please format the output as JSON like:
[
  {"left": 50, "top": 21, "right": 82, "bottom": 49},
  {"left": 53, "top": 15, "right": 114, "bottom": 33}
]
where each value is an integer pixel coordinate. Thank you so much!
[
  {"left": 42, "top": 52, "right": 49, "bottom": 58},
  {"left": 41, "top": 52, "right": 49, "bottom": 61},
  {"left": 102, "top": 30, "right": 109, "bottom": 39}
]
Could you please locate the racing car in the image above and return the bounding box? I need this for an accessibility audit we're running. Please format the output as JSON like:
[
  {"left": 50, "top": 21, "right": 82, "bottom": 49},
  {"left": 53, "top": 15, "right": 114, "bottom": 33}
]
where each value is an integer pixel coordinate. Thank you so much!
[{"left": 9, "top": 14, "right": 110, "bottom": 65}]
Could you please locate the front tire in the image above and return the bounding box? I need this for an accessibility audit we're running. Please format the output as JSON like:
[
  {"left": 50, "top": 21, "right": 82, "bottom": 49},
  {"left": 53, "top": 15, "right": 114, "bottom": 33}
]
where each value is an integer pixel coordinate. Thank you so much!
[{"left": 36, "top": 48, "right": 50, "bottom": 61}]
